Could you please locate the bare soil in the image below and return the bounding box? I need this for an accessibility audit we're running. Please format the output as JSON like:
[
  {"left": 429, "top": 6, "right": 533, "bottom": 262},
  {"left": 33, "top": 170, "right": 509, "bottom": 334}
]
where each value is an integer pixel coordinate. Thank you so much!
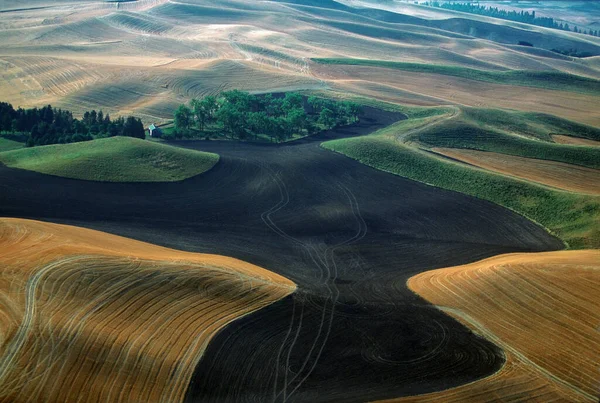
[{"left": 0, "top": 107, "right": 564, "bottom": 402}]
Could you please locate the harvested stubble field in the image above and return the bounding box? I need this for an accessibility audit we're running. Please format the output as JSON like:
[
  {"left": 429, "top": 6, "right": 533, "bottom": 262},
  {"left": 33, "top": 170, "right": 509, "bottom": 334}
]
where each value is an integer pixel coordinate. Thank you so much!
[
  {"left": 318, "top": 64, "right": 600, "bottom": 126},
  {"left": 553, "top": 134, "right": 600, "bottom": 147},
  {"left": 0, "top": 217, "right": 295, "bottom": 403},
  {"left": 1, "top": 0, "right": 600, "bottom": 125},
  {"left": 386, "top": 250, "right": 600, "bottom": 402},
  {"left": 432, "top": 148, "right": 600, "bottom": 195}
]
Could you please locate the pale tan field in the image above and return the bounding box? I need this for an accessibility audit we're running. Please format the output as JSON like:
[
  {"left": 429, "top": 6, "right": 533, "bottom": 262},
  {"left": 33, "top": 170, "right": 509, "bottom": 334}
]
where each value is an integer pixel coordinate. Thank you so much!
[
  {"left": 433, "top": 147, "right": 600, "bottom": 195},
  {"left": 318, "top": 65, "right": 600, "bottom": 126},
  {"left": 0, "top": 218, "right": 295, "bottom": 403},
  {"left": 1, "top": 0, "right": 599, "bottom": 124},
  {"left": 379, "top": 250, "right": 600, "bottom": 402}
]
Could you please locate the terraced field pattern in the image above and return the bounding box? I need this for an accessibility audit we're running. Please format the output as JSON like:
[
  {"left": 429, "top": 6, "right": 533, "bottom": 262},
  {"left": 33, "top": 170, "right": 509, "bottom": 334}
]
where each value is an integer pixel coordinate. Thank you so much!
[
  {"left": 1, "top": 0, "right": 600, "bottom": 125},
  {"left": 1, "top": 0, "right": 599, "bottom": 402}
]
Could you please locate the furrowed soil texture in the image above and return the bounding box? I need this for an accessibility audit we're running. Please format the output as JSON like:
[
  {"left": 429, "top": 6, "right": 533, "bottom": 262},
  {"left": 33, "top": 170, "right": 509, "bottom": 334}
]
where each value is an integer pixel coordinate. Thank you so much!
[
  {"left": 0, "top": 218, "right": 294, "bottom": 403},
  {"left": 0, "top": 107, "right": 566, "bottom": 402},
  {"left": 386, "top": 250, "right": 600, "bottom": 402}
]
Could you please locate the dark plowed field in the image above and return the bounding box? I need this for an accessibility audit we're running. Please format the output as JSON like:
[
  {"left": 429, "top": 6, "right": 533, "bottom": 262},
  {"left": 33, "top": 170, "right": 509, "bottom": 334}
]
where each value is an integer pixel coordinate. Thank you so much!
[{"left": 0, "top": 107, "right": 563, "bottom": 402}]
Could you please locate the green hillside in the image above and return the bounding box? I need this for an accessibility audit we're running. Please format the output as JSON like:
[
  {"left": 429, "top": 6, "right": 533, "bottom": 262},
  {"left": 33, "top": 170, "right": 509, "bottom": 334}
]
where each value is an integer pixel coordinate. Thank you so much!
[
  {"left": 322, "top": 120, "right": 600, "bottom": 249},
  {"left": 0, "top": 137, "right": 219, "bottom": 182},
  {"left": 0, "top": 138, "right": 24, "bottom": 152},
  {"left": 414, "top": 119, "right": 600, "bottom": 169},
  {"left": 461, "top": 108, "right": 600, "bottom": 142}
]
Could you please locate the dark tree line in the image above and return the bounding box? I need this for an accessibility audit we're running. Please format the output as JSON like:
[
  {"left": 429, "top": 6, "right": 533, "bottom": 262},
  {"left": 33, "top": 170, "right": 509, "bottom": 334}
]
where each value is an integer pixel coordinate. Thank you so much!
[
  {"left": 0, "top": 102, "right": 145, "bottom": 147},
  {"left": 424, "top": 2, "right": 600, "bottom": 38},
  {"left": 171, "top": 91, "right": 362, "bottom": 142},
  {"left": 550, "top": 48, "right": 594, "bottom": 58}
]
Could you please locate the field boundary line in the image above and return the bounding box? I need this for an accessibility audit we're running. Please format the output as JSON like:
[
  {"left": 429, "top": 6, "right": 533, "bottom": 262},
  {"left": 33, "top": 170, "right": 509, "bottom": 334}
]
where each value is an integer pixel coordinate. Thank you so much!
[{"left": 435, "top": 305, "right": 596, "bottom": 401}]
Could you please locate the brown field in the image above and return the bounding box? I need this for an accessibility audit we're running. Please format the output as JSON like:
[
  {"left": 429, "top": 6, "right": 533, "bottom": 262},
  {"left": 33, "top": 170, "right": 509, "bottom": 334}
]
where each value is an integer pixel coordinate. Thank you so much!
[
  {"left": 0, "top": 218, "right": 295, "bottom": 403},
  {"left": 433, "top": 147, "right": 600, "bottom": 195},
  {"left": 553, "top": 134, "right": 600, "bottom": 147},
  {"left": 380, "top": 250, "right": 600, "bottom": 402},
  {"left": 319, "top": 65, "right": 600, "bottom": 126},
  {"left": 1, "top": 0, "right": 599, "bottom": 125}
]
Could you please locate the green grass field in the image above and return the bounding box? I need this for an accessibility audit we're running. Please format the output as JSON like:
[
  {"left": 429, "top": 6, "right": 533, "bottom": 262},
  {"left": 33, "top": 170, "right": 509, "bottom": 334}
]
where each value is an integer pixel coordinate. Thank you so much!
[
  {"left": 414, "top": 119, "right": 600, "bottom": 169},
  {"left": 0, "top": 137, "right": 24, "bottom": 152},
  {"left": 0, "top": 137, "right": 219, "bottom": 182},
  {"left": 312, "top": 58, "right": 600, "bottom": 95},
  {"left": 461, "top": 108, "right": 600, "bottom": 142},
  {"left": 322, "top": 122, "right": 600, "bottom": 249}
]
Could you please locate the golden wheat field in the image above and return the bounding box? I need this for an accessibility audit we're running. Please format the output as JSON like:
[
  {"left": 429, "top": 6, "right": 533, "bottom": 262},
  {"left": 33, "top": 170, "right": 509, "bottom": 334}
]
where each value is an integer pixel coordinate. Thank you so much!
[
  {"left": 384, "top": 250, "right": 600, "bottom": 402},
  {"left": 377, "top": 352, "right": 586, "bottom": 402},
  {"left": 432, "top": 148, "right": 600, "bottom": 195},
  {"left": 0, "top": 217, "right": 295, "bottom": 403}
]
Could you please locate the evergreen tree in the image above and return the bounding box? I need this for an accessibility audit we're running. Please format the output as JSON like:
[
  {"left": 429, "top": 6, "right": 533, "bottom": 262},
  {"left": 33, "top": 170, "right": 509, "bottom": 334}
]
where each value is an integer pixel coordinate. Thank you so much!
[{"left": 122, "top": 116, "right": 145, "bottom": 139}]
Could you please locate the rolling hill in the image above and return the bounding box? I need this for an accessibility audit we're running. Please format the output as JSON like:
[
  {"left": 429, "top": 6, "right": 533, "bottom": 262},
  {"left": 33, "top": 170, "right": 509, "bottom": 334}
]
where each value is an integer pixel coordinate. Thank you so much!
[
  {"left": 322, "top": 106, "right": 600, "bottom": 249},
  {"left": 0, "top": 217, "right": 295, "bottom": 402},
  {"left": 431, "top": 148, "right": 600, "bottom": 196},
  {"left": 0, "top": 0, "right": 599, "bottom": 125},
  {"left": 0, "top": 138, "right": 23, "bottom": 152},
  {"left": 390, "top": 250, "right": 600, "bottom": 402},
  {"left": 1, "top": 1, "right": 599, "bottom": 402},
  {"left": 0, "top": 136, "right": 219, "bottom": 182}
]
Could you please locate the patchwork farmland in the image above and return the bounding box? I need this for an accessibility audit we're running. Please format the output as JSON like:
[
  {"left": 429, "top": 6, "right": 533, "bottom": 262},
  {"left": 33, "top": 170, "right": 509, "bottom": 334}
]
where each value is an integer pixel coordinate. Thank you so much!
[{"left": 0, "top": 0, "right": 598, "bottom": 402}]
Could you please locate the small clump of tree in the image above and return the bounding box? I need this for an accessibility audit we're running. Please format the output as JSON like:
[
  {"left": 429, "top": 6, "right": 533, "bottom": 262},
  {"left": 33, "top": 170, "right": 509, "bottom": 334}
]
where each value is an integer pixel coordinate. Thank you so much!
[
  {"left": 550, "top": 48, "right": 594, "bottom": 58},
  {"left": 170, "top": 91, "right": 362, "bottom": 142},
  {"left": 518, "top": 41, "right": 533, "bottom": 47},
  {"left": 0, "top": 102, "right": 145, "bottom": 147}
]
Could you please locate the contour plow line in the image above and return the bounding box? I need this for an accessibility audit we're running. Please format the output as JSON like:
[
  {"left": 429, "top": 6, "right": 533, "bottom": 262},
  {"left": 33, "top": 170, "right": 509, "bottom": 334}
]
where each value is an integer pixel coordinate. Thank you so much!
[
  {"left": 394, "top": 250, "right": 600, "bottom": 403},
  {"left": 0, "top": 218, "right": 296, "bottom": 403},
  {"left": 436, "top": 306, "right": 596, "bottom": 401}
]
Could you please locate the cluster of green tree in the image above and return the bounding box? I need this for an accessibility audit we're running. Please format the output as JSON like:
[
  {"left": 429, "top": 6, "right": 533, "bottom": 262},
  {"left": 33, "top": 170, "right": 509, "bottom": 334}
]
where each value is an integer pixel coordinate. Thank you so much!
[
  {"left": 550, "top": 48, "right": 594, "bottom": 58},
  {"left": 424, "top": 2, "right": 600, "bottom": 38},
  {"left": 171, "top": 91, "right": 361, "bottom": 142},
  {"left": 0, "top": 102, "right": 145, "bottom": 147}
]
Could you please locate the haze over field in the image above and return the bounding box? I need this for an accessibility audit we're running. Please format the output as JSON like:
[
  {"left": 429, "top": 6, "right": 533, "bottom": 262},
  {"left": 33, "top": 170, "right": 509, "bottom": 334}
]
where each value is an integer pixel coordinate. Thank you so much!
[
  {"left": 0, "top": 1, "right": 599, "bottom": 402},
  {"left": 1, "top": 0, "right": 600, "bottom": 124}
]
